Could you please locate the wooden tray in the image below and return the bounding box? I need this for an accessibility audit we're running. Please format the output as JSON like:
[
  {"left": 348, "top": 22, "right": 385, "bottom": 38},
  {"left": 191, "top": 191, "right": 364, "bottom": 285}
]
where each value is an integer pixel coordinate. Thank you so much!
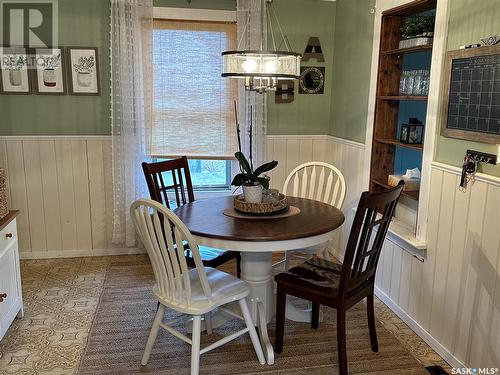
[{"left": 233, "top": 193, "right": 288, "bottom": 215}]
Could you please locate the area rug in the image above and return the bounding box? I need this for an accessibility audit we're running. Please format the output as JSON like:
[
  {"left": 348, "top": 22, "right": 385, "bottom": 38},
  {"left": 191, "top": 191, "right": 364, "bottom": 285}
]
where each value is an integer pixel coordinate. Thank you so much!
[{"left": 77, "top": 264, "right": 428, "bottom": 374}]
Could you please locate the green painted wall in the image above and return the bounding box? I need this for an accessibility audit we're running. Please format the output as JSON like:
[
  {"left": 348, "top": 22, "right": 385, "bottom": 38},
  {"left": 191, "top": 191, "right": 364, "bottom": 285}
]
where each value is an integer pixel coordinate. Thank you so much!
[
  {"left": 0, "top": 0, "right": 110, "bottom": 135},
  {"left": 435, "top": 0, "right": 500, "bottom": 176},
  {"left": 267, "top": 0, "right": 336, "bottom": 135},
  {"left": 329, "top": 0, "right": 375, "bottom": 143}
]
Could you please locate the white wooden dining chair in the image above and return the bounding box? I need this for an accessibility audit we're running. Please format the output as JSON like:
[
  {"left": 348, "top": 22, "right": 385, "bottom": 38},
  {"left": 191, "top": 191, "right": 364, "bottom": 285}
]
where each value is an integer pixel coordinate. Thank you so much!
[
  {"left": 278, "top": 161, "right": 346, "bottom": 269},
  {"left": 131, "top": 199, "right": 265, "bottom": 375}
]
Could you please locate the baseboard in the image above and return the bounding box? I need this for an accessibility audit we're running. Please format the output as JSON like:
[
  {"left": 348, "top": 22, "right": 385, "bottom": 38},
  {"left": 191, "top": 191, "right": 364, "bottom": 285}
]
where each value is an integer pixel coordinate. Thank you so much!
[
  {"left": 374, "top": 286, "right": 464, "bottom": 370},
  {"left": 19, "top": 247, "right": 146, "bottom": 260}
]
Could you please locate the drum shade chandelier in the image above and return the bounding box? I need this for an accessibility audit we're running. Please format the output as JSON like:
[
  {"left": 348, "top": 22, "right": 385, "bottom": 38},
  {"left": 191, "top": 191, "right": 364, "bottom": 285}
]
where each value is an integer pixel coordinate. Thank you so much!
[{"left": 222, "top": 0, "right": 301, "bottom": 93}]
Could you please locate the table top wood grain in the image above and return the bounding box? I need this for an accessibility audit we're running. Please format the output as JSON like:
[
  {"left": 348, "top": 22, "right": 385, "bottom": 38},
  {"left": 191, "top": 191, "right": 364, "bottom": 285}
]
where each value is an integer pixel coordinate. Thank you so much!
[{"left": 174, "top": 196, "right": 345, "bottom": 242}]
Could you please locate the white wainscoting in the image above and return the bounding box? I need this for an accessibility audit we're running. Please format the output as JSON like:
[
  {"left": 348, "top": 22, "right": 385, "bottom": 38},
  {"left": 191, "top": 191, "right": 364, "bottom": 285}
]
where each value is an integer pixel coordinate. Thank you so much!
[
  {"left": 343, "top": 163, "right": 500, "bottom": 370},
  {"left": 0, "top": 136, "right": 142, "bottom": 259},
  {"left": 266, "top": 135, "right": 366, "bottom": 253}
]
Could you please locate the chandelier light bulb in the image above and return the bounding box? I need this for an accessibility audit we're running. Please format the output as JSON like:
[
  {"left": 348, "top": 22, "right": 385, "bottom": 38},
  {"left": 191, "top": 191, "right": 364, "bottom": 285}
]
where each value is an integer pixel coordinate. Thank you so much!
[
  {"left": 264, "top": 59, "right": 279, "bottom": 73},
  {"left": 242, "top": 59, "right": 258, "bottom": 73}
]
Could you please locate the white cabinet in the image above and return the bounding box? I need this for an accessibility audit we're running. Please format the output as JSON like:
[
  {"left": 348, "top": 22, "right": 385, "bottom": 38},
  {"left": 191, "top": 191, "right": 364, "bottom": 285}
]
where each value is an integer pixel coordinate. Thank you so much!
[{"left": 0, "top": 212, "right": 23, "bottom": 341}]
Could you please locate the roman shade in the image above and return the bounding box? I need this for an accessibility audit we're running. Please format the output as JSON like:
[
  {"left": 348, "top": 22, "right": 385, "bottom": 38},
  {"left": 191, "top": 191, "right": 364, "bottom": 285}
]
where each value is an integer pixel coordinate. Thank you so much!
[{"left": 151, "top": 19, "right": 238, "bottom": 159}]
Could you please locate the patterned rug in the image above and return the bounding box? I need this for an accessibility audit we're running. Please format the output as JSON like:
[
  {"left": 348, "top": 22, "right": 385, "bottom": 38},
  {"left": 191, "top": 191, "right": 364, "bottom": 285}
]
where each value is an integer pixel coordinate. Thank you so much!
[{"left": 77, "top": 264, "right": 429, "bottom": 374}]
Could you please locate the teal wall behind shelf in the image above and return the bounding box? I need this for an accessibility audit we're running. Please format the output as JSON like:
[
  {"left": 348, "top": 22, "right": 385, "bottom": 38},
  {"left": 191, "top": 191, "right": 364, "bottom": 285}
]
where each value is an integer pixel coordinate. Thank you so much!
[{"left": 435, "top": 0, "right": 500, "bottom": 176}]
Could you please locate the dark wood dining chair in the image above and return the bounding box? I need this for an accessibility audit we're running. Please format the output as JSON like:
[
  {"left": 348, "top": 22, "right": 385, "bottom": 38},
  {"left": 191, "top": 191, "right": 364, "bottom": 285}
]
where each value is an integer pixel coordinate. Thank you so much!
[
  {"left": 274, "top": 181, "right": 404, "bottom": 375},
  {"left": 142, "top": 157, "right": 241, "bottom": 277}
]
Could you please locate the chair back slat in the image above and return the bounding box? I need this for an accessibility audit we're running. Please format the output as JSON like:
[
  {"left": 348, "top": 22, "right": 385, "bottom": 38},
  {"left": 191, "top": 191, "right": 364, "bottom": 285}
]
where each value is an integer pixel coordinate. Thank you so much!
[
  {"left": 339, "top": 182, "right": 404, "bottom": 298},
  {"left": 315, "top": 166, "right": 326, "bottom": 201},
  {"left": 308, "top": 166, "right": 316, "bottom": 199},
  {"left": 283, "top": 162, "right": 347, "bottom": 210},
  {"left": 142, "top": 156, "right": 195, "bottom": 209},
  {"left": 131, "top": 199, "right": 213, "bottom": 306}
]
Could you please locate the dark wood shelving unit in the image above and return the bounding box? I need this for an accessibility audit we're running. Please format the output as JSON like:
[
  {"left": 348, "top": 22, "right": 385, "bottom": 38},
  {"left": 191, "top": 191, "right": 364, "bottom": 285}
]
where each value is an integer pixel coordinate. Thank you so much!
[
  {"left": 381, "top": 44, "right": 433, "bottom": 56},
  {"left": 369, "top": 0, "right": 437, "bottom": 203},
  {"left": 371, "top": 178, "right": 420, "bottom": 200},
  {"left": 378, "top": 95, "right": 428, "bottom": 101},
  {"left": 375, "top": 138, "right": 423, "bottom": 151}
]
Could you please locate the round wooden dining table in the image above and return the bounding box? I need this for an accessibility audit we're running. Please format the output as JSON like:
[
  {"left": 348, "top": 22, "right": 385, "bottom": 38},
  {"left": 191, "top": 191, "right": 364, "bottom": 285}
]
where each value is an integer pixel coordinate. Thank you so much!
[{"left": 174, "top": 195, "right": 345, "bottom": 365}]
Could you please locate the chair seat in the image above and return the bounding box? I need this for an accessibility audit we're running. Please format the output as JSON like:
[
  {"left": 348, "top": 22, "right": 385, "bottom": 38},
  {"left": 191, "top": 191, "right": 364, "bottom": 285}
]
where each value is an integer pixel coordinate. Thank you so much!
[
  {"left": 155, "top": 267, "right": 249, "bottom": 314},
  {"left": 275, "top": 257, "right": 343, "bottom": 300}
]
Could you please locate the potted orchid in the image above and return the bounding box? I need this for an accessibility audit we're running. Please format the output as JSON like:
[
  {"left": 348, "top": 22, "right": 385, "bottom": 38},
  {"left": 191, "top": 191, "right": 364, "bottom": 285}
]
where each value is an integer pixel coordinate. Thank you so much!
[{"left": 231, "top": 104, "right": 278, "bottom": 203}]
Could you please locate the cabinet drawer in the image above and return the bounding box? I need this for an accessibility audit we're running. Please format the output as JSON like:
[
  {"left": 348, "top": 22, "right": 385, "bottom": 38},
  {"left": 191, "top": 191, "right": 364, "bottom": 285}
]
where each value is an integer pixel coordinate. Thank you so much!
[{"left": 0, "top": 220, "right": 17, "bottom": 255}]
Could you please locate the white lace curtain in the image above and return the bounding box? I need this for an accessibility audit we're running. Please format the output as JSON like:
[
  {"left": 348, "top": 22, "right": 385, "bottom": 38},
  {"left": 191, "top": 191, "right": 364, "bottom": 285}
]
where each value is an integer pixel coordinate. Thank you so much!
[
  {"left": 110, "top": 0, "right": 153, "bottom": 247},
  {"left": 236, "top": 0, "right": 267, "bottom": 169}
]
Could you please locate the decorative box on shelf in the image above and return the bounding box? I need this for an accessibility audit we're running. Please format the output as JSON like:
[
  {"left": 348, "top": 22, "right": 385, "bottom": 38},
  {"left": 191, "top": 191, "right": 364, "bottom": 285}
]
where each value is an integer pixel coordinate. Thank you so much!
[
  {"left": 399, "top": 37, "right": 433, "bottom": 49},
  {"left": 388, "top": 174, "right": 420, "bottom": 192}
]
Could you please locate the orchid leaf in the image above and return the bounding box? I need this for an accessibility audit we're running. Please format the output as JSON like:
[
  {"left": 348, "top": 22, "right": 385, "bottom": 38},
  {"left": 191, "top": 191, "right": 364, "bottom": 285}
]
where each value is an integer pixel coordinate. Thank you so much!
[
  {"left": 256, "top": 177, "right": 270, "bottom": 190},
  {"left": 235, "top": 151, "right": 252, "bottom": 174},
  {"left": 231, "top": 173, "right": 249, "bottom": 187},
  {"left": 253, "top": 160, "right": 278, "bottom": 177}
]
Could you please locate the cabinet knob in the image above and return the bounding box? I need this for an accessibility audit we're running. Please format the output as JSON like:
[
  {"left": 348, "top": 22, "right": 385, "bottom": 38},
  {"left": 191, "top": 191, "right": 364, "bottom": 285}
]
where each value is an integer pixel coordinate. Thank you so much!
[
  {"left": 5, "top": 233, "right": 13, "bottom": 238},
  {"left": 0, "top": 293, "right": 6, "bottom": 303}
]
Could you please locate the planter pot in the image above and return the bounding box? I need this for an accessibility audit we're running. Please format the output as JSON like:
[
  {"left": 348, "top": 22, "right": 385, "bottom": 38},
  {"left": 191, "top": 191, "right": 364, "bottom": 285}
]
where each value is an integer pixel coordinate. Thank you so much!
[
  {"left": 9, "top": 70, "right": 22, "bottom": 86},
  {"left": 243, "top": 184, "right": 263, "bottom": 204},
  {"left": 43, "top": 69, "right": 57, "bottom": 87},
  {"left": 77, "top": 71, "right": 92, "bottom": 87}
]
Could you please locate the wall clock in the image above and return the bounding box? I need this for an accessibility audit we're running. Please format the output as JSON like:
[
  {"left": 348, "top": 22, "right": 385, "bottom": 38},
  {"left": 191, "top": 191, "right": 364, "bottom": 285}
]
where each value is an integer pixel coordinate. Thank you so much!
[{"left": 299, "top": 66, "right": 325, "bottom": 94}]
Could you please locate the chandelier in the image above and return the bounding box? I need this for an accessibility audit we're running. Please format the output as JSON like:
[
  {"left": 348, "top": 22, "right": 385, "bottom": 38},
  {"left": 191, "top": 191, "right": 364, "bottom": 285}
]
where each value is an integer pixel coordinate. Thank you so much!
[{"left": 222, "top": 0, "right": 301, "bottom": 94}]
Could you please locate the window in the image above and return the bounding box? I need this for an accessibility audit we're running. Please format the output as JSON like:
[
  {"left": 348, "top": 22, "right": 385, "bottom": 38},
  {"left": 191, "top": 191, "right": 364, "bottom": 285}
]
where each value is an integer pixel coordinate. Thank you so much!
[{"left": 152, "top": 19, "right": 237, "bottom": 189}]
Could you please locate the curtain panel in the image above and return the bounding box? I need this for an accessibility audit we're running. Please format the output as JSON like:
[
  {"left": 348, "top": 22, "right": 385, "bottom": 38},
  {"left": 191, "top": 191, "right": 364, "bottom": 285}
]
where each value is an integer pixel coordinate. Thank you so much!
[
  {"left": 236, "top": 0, "right": 268, "bottom": 172},
  {"left": 110, "top": 0, "right": 153, "bottom": 247}
]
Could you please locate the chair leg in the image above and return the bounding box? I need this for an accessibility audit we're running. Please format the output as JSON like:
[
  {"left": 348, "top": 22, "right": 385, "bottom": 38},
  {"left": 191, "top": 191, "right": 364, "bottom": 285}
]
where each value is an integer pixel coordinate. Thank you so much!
[
  {"left": 204, "top": 312, "right": 213, "bottom": 335},
  {"left": 337, "top": 308, "right": 348, "bottom": 375},
  {"left": 274, "top": 284, "right": 287, "bottom": 354},
  {"left": 311, "top": 302, "right": 320, "bottom": 329},
  {"left": 284, "top": 251, "right": 290, "bottom": 270},
  {"left": 367, "top": 293, "right": 378, "bottom": 352},
  {"left": 239, "top": 299, "right": 266, "bottom": 364},
  {"left": 236, "top": 252, "right": 242, "bottom": 279},
  {"left": 191, "top": 315, "right": 202, "bottom": 375},
  {"left": 142, "top": 304, "right": 165, "bottom": 365}
]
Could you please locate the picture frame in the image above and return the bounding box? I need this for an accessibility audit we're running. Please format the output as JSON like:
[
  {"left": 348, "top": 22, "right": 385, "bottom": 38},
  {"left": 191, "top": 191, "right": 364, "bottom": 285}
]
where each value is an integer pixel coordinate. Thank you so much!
[
  {"left": 33, "top": 47, "right": 66, "bottom": 95},
  {"left": 0, "top": 46, "right": 31, "bottom": 95},
  {"left": 440, "top": 45, "right": 500, "bottom": 144},
  {"left": 67, "top": 47, "right": 100, "bottom": 95},
  {"left": 400, "top": 118, "right": 424, "bottom": 144}
]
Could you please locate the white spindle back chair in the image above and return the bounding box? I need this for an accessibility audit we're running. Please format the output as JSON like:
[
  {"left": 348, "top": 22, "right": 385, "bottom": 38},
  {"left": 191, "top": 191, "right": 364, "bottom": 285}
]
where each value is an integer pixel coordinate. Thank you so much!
[
  {"left": 131, "top": 199, "right": 265, "bottom": 375},
  {"left": 280, "top": 162, "right": 346, "bottom": 268}
]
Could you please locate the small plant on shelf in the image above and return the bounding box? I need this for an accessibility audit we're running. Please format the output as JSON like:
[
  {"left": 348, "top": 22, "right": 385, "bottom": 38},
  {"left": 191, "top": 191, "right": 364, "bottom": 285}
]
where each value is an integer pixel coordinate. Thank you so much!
[
  {"left": 231, "top": 103, "right": 278, "bottom": 203},
  {"left": 400, "top": 16, "right": 435, "bottom": 39}
]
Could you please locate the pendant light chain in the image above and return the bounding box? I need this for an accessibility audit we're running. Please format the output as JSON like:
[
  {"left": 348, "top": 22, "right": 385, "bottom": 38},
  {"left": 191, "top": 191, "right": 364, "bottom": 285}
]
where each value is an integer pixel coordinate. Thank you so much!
[{"left": 222, "top": 0, "right": 302, "bottom": 93}]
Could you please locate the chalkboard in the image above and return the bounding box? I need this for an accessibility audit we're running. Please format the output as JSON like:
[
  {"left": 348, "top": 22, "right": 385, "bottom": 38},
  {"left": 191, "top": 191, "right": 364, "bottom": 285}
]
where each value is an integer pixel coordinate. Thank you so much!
[{"left": 441, "top": 45, "right": 500, "bottom": 144}]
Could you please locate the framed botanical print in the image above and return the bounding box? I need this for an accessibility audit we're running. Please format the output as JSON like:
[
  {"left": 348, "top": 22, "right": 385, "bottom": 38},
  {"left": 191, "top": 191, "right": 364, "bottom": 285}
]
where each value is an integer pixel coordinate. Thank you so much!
[
  {"left": 0, "top": 46, "right": 31, "bottom": 94},
  {"left": 67, "top": 47, "right": 100, "bottom": 95},
  {"left": 33, "top": 47, "right": 66, "bottom": 95}
]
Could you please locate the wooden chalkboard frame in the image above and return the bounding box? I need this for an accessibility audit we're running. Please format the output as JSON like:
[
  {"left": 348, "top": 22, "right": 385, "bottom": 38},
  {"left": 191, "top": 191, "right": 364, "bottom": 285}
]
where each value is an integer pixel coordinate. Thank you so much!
[{"left": 441, "top": 45, "right": 500, "bottom": 144}]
